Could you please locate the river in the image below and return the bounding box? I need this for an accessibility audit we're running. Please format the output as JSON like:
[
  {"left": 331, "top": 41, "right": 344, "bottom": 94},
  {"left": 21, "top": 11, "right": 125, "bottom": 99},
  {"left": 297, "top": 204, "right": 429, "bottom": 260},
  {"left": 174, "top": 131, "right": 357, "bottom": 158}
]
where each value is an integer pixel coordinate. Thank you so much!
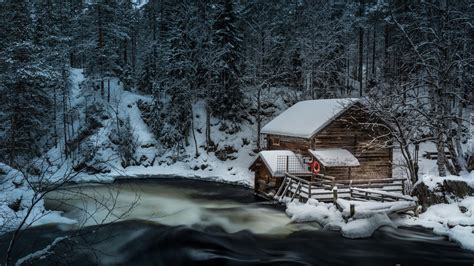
[{"left": 2, "top": 178, "right": 474, "bottom": 265}]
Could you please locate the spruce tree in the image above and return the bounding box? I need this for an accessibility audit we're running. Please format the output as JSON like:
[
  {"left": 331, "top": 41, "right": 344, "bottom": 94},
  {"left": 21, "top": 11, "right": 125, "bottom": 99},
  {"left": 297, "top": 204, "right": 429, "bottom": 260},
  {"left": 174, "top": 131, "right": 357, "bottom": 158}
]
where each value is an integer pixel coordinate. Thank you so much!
[
  {"left": 0, "top": 0, "right": 53, "bottom": 165},
  {"left": 210, "top": 0, "right": 243, "bottom": 123}
]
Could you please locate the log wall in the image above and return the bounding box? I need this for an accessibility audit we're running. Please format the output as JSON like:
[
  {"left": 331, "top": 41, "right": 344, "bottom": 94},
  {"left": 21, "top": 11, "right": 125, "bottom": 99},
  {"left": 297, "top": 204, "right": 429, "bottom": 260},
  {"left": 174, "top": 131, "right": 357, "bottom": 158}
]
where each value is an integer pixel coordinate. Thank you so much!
[
  {"left": 266, "top": 135, "right": 311, "bottom": 155},
  {"left": 311, "top": 105, "right": 392, "bottom": 180},
  {"left": 251, "top": 158, "right": 284, "bottom": 196}
]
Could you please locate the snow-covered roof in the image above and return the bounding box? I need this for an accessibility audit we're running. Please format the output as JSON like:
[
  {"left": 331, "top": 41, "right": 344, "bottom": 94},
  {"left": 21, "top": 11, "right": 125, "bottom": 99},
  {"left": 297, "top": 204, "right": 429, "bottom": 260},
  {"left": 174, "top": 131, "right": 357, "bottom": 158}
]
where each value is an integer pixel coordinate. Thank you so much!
[
  {"left": 261, "top": 98, "right": 359, "bottom": 139},
  {"left": 253, "top": 150, "right": 307, "bottom": 177},
  {"left": 308, "top": 148, "right": 360, "bottom": 167}
]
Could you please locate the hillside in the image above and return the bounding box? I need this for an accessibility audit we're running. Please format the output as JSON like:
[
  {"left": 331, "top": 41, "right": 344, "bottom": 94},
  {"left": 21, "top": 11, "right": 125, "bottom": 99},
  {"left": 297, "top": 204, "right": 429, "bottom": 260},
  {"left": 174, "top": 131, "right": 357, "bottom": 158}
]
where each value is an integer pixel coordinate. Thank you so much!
[{"left": 37, "top": 69, "right": 297, "bottom": 186}]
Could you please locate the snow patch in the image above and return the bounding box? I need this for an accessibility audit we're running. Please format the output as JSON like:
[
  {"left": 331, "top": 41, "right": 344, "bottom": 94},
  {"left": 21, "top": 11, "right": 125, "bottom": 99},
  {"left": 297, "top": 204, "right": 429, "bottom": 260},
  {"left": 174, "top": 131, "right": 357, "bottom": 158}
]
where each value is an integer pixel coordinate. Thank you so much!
[{"left": 286, "top": 199, "right": 394, "bottom": 239}]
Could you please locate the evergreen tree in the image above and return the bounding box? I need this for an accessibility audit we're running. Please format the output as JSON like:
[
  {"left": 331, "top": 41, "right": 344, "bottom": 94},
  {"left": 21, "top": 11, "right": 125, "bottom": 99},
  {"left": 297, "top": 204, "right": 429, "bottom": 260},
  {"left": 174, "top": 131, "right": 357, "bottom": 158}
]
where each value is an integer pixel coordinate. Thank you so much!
[
  {"left": 0, "top": 0, "right": 53, "bottom": 165},
  {"left": 156, "top": 2, "right": 195, "bottom": 151},
  {"left": 209, "top": 0, "right": 243, "bottom": 123}
]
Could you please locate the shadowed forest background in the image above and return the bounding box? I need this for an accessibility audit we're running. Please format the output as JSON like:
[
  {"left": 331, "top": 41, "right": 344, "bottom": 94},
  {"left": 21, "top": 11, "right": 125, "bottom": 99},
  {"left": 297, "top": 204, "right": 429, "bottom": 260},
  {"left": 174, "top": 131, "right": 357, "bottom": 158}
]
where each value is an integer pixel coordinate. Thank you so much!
[{"left": 0, "top": 0, "right": 472, "bottom": 181}]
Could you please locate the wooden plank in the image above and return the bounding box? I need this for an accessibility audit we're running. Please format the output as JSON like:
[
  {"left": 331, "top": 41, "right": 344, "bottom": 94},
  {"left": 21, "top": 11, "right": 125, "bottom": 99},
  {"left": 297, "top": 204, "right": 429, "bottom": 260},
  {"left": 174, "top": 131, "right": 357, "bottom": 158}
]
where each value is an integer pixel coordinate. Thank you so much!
[
  {"left": 290, "top": 182, "right": 302, "bottom": 202},
  {"left": 279, "top": 178, "right": 292, "bottom": 201},
  {"left": 274, "top": 175, "right": 287, "bottom": 200}
]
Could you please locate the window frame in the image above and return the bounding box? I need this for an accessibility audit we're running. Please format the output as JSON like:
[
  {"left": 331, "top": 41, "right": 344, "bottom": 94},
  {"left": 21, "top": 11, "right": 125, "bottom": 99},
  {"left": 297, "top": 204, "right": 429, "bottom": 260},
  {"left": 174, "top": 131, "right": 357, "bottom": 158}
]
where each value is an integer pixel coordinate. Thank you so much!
[{"left": 271, "top": 137, "right": 280, "bottom": 146}]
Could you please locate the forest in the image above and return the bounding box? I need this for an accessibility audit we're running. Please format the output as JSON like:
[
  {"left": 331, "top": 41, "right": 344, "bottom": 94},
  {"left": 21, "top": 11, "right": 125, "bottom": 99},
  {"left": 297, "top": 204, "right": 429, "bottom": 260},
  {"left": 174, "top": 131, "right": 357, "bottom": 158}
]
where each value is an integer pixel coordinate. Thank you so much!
[
  {"left": 1, "top": 1, "right": 474, "bottom": 264},
  {"left": 0, "top": 0, "right": 472, "bottom": 182}
]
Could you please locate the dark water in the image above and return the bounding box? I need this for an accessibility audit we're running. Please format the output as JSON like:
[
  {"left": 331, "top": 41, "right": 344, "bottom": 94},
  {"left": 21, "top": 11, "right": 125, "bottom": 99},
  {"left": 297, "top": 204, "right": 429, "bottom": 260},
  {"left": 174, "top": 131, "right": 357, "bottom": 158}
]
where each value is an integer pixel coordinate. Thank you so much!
[{"left": 2, "top": 178, "right": 474, "bottom": 265}]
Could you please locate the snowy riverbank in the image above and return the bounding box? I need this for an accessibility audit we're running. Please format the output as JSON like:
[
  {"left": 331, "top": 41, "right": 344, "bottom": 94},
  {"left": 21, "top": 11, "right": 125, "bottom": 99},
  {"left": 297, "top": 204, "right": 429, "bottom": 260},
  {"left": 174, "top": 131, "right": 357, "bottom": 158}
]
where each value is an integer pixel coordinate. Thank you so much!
[
  {"left": 0, "top": 164, "right": 76, "bottom": 235},
  {"left": 285, "top": 171, "right": 474, "bottom": 251}
]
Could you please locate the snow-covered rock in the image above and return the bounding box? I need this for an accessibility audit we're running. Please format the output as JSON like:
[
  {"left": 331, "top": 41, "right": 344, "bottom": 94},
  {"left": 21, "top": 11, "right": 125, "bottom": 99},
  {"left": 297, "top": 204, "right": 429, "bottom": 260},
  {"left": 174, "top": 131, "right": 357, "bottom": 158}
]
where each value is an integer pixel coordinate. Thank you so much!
[{"left": 286, "top": 199, "right": 394, "bottom": 239}]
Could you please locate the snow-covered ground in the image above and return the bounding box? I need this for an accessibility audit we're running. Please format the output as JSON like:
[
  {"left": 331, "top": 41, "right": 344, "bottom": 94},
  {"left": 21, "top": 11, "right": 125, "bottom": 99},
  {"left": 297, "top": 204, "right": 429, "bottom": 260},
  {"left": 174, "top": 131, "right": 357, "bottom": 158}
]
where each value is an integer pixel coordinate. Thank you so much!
[
  {"left": 114, "top": 99, "right": 256, "bottom": 186},
  {"left": 394, "top": 195, "right": 474, "bottom": 250},
  {"left": 0, "top": 163, "right": 76, "bottom": 235},
  {"left": 39, "top": 69, "right": 280, "bottom": 186}
]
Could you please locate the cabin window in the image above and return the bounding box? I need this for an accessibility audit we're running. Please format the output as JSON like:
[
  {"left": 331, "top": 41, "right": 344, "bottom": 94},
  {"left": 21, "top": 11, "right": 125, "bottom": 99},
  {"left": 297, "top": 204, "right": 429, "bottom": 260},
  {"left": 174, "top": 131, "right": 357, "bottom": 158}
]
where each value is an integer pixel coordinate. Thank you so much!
[{"left": 271, "top": 137, "right": 280, "bottom": 146}]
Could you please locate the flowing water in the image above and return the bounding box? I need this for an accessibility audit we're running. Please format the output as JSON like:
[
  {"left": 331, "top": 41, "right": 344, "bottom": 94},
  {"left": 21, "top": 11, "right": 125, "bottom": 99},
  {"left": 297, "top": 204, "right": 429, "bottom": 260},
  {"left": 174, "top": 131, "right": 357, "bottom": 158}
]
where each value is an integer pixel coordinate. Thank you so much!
[
  {"left": 44, "top": 178, "right": 319, "bottom": 235},
  {"left": 2, "top": 178, "right": 474, "bottom": 265}
]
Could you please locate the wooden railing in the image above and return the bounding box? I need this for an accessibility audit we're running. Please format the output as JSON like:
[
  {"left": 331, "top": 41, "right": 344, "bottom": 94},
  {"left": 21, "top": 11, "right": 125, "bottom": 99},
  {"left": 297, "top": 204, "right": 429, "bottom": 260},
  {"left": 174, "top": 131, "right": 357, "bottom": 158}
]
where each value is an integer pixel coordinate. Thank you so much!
[
  {"left": 349, "top": 187, "right": 415, "bottom": 202},
  {"left": 274, "top": 173, "right": 410, "bottom": 203},
  {"left": 313, "top": 175, "right": 407, "bottom": 194}
]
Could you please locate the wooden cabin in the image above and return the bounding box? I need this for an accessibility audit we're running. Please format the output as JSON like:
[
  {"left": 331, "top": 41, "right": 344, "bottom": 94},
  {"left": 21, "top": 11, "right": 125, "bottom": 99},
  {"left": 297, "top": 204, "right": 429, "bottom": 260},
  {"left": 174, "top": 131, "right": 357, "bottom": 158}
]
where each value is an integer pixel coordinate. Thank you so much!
[{"left": 250, "top": 98, "right": 393, "bottom": 197}]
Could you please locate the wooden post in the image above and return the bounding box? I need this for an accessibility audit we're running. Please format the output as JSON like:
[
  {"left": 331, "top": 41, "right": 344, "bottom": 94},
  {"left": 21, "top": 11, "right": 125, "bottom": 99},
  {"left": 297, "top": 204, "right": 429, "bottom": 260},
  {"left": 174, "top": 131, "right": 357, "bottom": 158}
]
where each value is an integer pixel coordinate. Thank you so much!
[
  {"left": 286, "top": 156, "right": 289, "bottom": 173},
  {"left": 275, "top": 175, "right": 287, "bottom": 200},
  {"left": 290, "top": 182, "right": 301, "bottom": 202},
  {"left": 280, "top": 178, "right": 292, "bottom": 201},
  {"left": 350, "top": 204, "right": 355, "bottom": 218},
  {"left": 401, "top": 179, "right": 405, "bottom": 195},
  {"left": 332, "top": 187, "right": 338, "bottom": 204},
  {"left": 308, "top": 183, "right": 312, "bottom": 200}
]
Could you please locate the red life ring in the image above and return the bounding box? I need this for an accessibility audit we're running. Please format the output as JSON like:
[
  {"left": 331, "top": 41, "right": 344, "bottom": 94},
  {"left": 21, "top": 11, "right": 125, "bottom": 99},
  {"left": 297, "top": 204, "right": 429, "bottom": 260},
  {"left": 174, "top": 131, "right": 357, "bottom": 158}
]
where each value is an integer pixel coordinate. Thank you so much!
[{"left": 308, "top": 161, "right": 320, "bottom": 175}]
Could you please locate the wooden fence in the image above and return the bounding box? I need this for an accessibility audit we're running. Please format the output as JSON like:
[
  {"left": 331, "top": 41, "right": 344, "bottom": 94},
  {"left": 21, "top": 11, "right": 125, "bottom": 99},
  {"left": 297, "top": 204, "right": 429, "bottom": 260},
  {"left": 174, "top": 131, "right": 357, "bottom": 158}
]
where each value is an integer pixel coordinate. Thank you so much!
[{"left": 274, "top": 173, "right": 411, "bottom": 203}]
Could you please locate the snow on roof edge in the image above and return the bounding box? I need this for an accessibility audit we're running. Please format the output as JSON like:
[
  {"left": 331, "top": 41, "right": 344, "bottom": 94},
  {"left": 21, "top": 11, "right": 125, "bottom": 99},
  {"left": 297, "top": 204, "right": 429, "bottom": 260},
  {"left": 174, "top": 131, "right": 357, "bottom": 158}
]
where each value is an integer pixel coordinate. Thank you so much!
[
  {"left": 251, "top": 150, "right": 307, "bottom": 177},
  {"left": 261, "top": 98, "right": 360, "bottom": 139},
  {"left": 308, "top": 148, "right": 360, "bottom": 167}
]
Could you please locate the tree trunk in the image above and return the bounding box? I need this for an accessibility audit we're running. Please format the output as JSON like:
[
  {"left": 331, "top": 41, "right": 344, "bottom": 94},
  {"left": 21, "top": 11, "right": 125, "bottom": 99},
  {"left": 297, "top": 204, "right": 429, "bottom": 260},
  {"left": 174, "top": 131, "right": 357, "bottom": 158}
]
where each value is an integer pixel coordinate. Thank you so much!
[
  {"left": 100, "top": 79, "right": 104, "bottom": 99},
  {"left": 68, "top": 92, "right": 75, "bottom": 159},
  {"left": 256, "top": 88, "right": 262, "bottom": 151},
  {"left": 358, "top": 27, "right": 364, "bottom": 97},
  {"left": 131, "top": 31, "right": 136, "bottom": 75},
  {"left": 123, "top": 39, "right": 128, "bottom": 64},
  {"left": 205, "top": 102, "right": 213, "bottom": 149},
  {"left": 191, "top": 108, "right": 199, "bottom": 158},
  {"left": 63, "top": 87, "right": 69, "bottom": 159},
  {"left": 436, "top": 132, "right": 447, "bottom": 177},
  {"left": 447, "top": 137, "right": 462, "bottom": 174},
  {"left": 452, "top": 100, "right": 467, "bottom": 173},
  {"left": 365, "top": 26, "right": 369, "bottom": 86},
  {"left": 383, "top": 24, "right": 390, "bottom": 78},
  {"left": 53, "top": 86, "right": 58, "bottom": 147},
  {"left": 372, "top": 22, "right": 376, "bottom": 76}
]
